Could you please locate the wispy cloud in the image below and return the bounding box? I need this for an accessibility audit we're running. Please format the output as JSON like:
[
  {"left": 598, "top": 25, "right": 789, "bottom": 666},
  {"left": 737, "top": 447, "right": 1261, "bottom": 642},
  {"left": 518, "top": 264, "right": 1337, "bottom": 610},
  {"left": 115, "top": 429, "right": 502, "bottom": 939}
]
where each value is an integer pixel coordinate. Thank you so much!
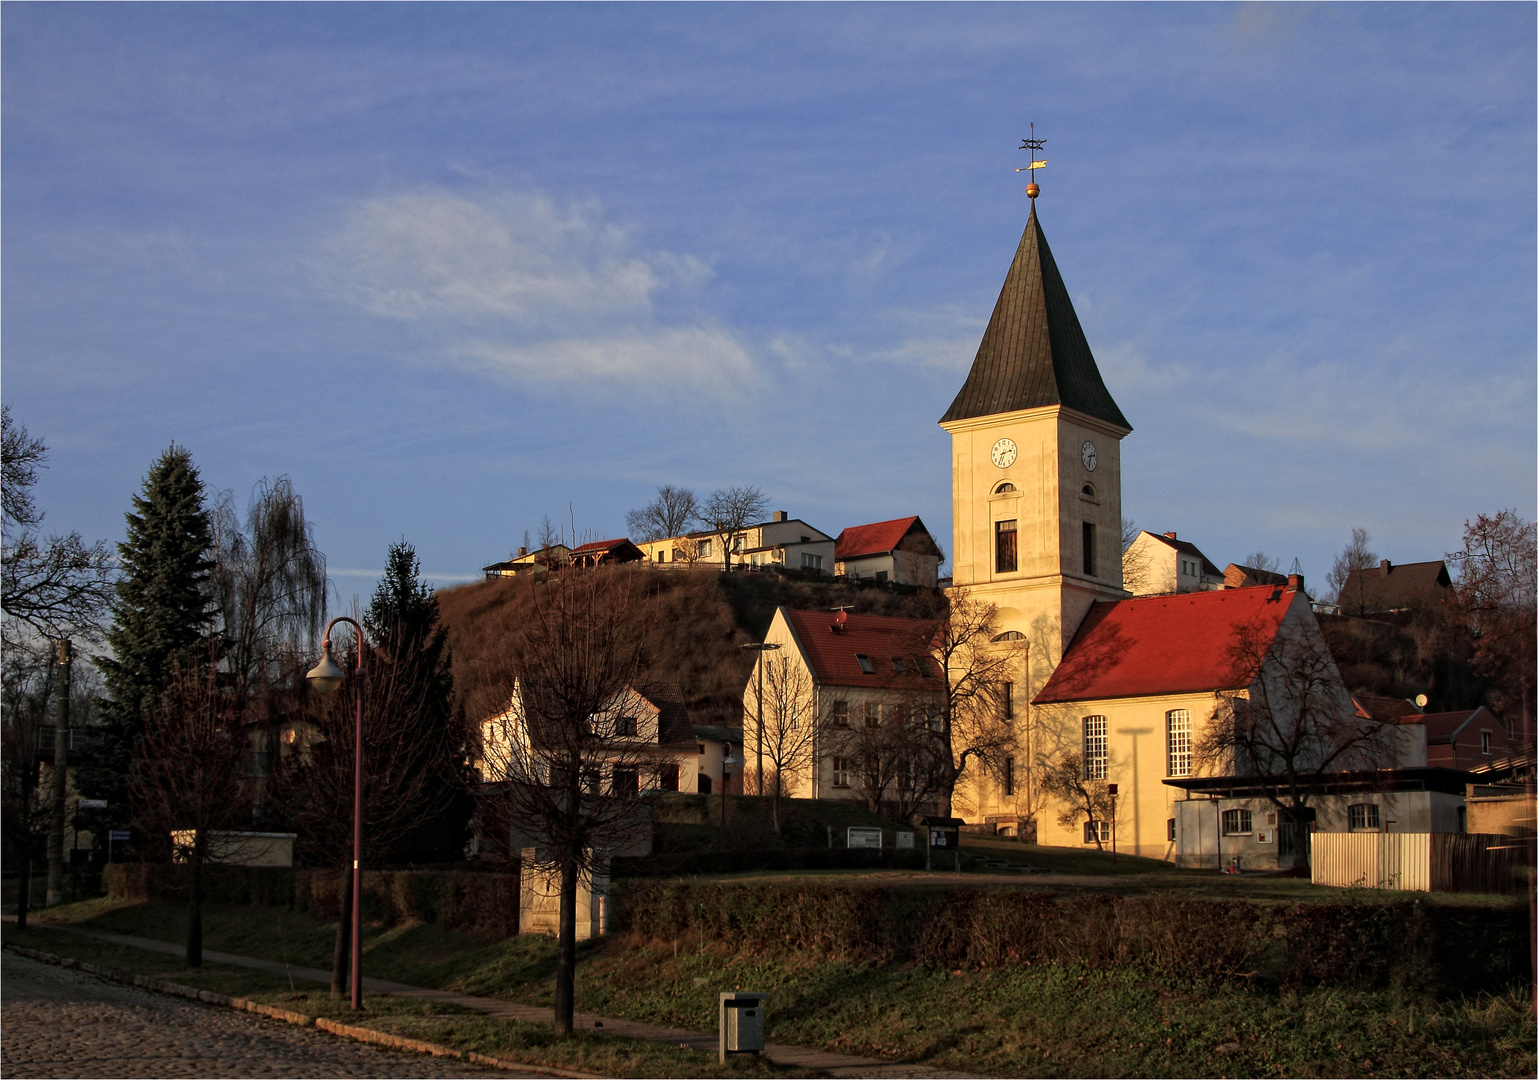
[{"left": 316, "top": 188, "right": 751, "bottom": 392}]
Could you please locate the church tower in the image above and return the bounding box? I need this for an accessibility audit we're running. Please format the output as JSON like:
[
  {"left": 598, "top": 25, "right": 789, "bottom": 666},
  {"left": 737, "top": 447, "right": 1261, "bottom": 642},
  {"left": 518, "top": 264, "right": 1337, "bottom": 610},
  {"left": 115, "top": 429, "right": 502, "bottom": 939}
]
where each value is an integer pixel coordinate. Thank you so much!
[{"left": 940, "top": 203, "right": 1132, "bottom": 681}]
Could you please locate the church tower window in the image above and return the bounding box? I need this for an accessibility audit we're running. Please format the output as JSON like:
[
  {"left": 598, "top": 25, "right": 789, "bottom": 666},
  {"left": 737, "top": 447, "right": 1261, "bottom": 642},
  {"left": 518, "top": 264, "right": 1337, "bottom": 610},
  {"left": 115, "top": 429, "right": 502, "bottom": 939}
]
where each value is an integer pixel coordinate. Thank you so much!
[
  {"left": 995, "top": 520, "right": 1018, "bottom": 573},
  {"left": 1082, "top": 522, "right": 1096, "bottom": 577}
]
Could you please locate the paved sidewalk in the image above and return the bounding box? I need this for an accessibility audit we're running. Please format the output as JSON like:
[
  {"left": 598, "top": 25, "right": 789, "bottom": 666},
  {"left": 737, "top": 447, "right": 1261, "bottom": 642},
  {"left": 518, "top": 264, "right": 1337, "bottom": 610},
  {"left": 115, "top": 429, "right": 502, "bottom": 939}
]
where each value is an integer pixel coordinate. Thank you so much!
[{"left": 16, "top": 922, "right": 979, "bottom": 1078}]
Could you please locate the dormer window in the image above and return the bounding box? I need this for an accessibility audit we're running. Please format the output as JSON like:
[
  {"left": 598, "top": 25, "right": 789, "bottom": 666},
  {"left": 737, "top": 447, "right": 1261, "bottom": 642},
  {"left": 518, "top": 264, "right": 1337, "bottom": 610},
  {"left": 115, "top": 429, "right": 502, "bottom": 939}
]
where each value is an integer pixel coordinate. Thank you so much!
[
  {"left": 856, "top": 654, "right": 875, "bottom": 674},
  {"left": 891, "top": 657, "right": 907, "bottom": 674}
]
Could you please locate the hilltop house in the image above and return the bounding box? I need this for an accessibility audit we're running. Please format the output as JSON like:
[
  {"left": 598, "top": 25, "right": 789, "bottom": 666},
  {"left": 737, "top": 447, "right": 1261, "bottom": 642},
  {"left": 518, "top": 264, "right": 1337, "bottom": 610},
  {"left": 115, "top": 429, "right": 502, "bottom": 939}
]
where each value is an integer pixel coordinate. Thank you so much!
[
  {"left": 635, "top": 511, "right": 835, "bottom": 574},
  {"left": 1122, "top": 530, "right": 1225, "bottom": 595},
  {"left": 833, "top": 516, "right": 944, "bottom": 587},
  {"left": 1335, "top": 559, "right": 1453, "bottom": 620}
]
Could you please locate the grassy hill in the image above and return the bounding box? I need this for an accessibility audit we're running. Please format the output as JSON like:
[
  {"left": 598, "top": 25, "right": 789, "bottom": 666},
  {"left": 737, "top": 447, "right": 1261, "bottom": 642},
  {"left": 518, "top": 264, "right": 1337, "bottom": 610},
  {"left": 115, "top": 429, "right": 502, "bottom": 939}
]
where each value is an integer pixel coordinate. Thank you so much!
[{"left": 436, "top": 568, "right": 946, "bottom": 728}]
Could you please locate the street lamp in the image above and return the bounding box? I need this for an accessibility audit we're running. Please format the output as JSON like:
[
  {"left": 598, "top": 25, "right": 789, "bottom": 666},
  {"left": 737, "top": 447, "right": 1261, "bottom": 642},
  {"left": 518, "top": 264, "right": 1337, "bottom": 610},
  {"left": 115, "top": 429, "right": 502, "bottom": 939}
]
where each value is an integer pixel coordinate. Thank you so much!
[
  {"left": 719, "top": 743, "right": 738, "bottom": 852},
  {"left": 306, "top": 616, "right": 366, "bottom": 1011},
  {"left": 738, "top": 643, "right": 781, "bottom": 796}
]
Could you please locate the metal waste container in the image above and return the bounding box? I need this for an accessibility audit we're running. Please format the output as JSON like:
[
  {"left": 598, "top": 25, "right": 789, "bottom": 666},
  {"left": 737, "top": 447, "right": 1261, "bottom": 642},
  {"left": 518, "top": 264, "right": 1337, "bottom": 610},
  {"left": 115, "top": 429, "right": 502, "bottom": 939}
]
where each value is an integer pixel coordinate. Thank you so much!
[{"left": 719, "top": 992, "right": 768, "bottom": 1061}]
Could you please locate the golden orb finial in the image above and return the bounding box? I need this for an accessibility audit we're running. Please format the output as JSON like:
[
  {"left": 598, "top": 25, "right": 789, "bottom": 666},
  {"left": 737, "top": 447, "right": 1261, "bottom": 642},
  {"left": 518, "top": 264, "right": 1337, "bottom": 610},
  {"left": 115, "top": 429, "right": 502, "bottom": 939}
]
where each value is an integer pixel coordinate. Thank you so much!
[{"left": 1026, "top": 181, "right": 1040, "bottom": 199}]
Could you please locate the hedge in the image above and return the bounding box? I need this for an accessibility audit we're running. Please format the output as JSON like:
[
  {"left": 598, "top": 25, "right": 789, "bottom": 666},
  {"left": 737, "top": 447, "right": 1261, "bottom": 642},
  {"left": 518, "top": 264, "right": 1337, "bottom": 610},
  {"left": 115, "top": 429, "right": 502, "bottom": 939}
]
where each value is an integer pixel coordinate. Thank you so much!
[
  {"left": 613, "top": 880, "right": 1531, "bottom": 995},
  {"left": 103, "top": 863, "right": 519, "bottom": 937},
  {"left": 612, "top": 846, "right": 927, "bottom": 877}
]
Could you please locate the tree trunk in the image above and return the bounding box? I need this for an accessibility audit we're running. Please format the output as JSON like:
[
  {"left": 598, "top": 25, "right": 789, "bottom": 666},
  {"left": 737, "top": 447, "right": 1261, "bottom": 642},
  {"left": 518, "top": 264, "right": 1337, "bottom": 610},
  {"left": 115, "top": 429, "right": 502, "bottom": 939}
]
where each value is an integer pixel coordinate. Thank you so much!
[
  {"left": 186, "top": 849, "right": 203, "bottom": 968},
  {"left": 553, "top": 851, "right": 579, "bottom": 1035},
  {"left": 16, "top": 760, "right": 38, "bottom": 931},
  {"left": 330, "top": 868, "right": 352, "bottom": 998}
]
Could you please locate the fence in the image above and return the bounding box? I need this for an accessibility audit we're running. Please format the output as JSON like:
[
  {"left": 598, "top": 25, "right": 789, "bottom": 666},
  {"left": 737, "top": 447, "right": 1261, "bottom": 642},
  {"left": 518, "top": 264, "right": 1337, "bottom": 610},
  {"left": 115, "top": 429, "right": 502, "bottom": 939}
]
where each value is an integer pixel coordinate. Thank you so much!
[{"left": 1311, "top": 832, "right": 1528, "bottom": 894}]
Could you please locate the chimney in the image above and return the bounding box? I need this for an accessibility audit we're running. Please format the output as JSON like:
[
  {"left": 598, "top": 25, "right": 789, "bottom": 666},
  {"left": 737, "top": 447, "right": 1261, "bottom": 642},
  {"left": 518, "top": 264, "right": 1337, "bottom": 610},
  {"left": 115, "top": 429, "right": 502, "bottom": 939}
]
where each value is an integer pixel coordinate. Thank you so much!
[
  {"left": 1287, "top": 573, "right": 1304, "bottom": 592},
  {"left": 773, "top": 510, "right": 788, "bottom": 522},
  {"left": 1164, "top": 531, "right": 1177, "bottom": 540},
  {"left": 518, "top": 546, "right": 527, "bottom": 557},
  {"left": 1379, "top": 559, "right": 1392, "bottom": 576}
]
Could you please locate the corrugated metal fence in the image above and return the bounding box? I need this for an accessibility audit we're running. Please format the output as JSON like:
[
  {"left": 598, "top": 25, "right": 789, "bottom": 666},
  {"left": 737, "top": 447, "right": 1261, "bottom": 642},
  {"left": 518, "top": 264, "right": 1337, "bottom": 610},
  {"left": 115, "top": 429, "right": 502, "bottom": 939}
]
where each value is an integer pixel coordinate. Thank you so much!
[{"left": 1312, "top": 832, "right": 1528, "bottom": 894}]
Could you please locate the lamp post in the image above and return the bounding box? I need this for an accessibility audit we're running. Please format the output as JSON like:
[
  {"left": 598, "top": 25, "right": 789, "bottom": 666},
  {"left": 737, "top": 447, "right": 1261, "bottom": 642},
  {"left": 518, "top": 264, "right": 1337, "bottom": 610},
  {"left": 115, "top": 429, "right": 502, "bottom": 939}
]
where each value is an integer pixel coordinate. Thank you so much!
[
  {"left": 1106, "top": 782, "right": 1118, "bottom": 865},
  {"left": 306, "top": 616, "right": 366, "bottom": 1011},
  {"left": 738, "top": 643, "right": 781, "bottom": 796},
  {"left": 719, "top": 744, "right": 737, "bottom": 852}
]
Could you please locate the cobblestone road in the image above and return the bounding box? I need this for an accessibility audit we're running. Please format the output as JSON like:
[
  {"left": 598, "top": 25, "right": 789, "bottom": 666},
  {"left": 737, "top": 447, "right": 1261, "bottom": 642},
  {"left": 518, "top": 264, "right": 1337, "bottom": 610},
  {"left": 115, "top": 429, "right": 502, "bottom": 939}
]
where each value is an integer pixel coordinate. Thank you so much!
[{"left": 1, "top": 951, "right": 534, "bottom": 1079}]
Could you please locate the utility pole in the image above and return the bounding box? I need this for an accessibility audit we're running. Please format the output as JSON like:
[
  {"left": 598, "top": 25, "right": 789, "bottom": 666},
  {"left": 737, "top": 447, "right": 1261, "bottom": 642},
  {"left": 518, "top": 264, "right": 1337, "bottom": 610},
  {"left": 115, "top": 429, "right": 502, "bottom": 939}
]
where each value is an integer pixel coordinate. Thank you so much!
[{"left": 45, "top": 638, "right": 72, "bottom": 907}]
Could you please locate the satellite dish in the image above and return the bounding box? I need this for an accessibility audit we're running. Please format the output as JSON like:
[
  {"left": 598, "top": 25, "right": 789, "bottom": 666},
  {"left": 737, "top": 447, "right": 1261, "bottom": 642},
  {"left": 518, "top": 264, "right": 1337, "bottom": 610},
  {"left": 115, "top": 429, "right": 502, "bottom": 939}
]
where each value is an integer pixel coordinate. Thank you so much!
[{"left": 1414, "top": 694, "right": 1429, "bottom": 708}]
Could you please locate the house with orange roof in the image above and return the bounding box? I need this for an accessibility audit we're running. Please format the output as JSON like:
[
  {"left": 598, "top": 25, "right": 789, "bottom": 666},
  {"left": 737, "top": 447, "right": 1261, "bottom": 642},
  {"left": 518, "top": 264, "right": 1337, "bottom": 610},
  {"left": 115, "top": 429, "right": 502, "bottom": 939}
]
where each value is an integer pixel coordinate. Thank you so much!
[
  {"left": 747, "top": 606, "right": 946, "bottom": 814},
  {"left": 833, "top": 515, "right": 944, "bottom": 587}
]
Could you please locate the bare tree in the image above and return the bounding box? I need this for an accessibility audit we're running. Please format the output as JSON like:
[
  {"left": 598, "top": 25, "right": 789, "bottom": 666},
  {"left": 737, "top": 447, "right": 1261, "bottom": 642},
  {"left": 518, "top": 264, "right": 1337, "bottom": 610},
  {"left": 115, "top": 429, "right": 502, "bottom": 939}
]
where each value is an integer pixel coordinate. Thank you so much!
[
  {"left": 698, "top": 486, "right": 769, "bottom": 572},
  {"left": 1195, "top": 614, "right": 1398, "bottom": 863},
  {"left": 1120, "top": 518, "right": 1151, "bottom": 595},
  {"left": 129, "top": 648, "right": 258, "bottom": 967},
  {"left": 1448, "top": 510, "right": 1536, "bottom": 734},
  {"left": 1, "top": 406, "right": 114, "bottom": 654},
  {"left": 1039, "top": 751, "right": 1114, "bottom": 850},
  {"left": 475, "top": 566, "right": 656, "bottom": 1035},
  {"left": 835, "top": 693, "right": 946, "bottom": 820},
  {"left": 2, "top": 646, "right": 56, "bottom": 928},
  {"left": 1242, "top": 551, "right": 1282, "bottom": 577},
  {"left": 741, "top": 654, "right": 819, "bottom": 833},
  {"left": 932, "top": 590, "right": 1022, "bottom": 814},
  {"left": 626, "top": 485, "right": 698, "bottom": 543},
  {"left": 1326, "top": 527, "right": 1379, "bottom": 611},
  {"left": 209, "top": 476, "right": 327, "bottom": 690}
]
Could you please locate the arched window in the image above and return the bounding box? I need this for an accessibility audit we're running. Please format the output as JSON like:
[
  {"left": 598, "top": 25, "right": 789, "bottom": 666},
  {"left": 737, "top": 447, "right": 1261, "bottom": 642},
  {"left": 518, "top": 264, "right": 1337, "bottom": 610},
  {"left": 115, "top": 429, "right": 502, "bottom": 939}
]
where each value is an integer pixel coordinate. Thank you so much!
[
  {"left": 992, "top": 630, "right": 1024, "bottom": 642},
  {"left": 994, "top": 482, "right": 1015, "bottom": 494},
  {"left": 1081, "top": 483, "right": 1096, "bottom": 498}
]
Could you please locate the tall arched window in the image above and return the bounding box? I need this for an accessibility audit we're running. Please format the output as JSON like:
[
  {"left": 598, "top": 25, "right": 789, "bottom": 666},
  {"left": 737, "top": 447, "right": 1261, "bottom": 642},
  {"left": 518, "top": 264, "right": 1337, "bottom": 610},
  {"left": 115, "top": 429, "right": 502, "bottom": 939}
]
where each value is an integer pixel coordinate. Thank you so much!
[{"left": 1166, "top": 709, "right": 1192, "bottom": 777}]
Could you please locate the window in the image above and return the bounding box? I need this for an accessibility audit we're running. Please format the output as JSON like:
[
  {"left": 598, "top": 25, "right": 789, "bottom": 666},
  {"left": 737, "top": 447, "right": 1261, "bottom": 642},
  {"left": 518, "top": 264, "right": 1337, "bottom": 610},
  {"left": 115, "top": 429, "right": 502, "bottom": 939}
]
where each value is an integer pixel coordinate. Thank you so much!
[
  {"left": 832, "top": 757, "right": 851, "bottom": 788},
  {"left": 1003, "top": 756, "right": 1015, "bottom": 797},
  {"left": 832, "top": 700, "right": 849, "bottom": 728},
  {"left": 802, "top": 553, "right": 823, "bottom": 571},
  {"left": 1480, "top": 731, "right": 1491, "bottom": 755},
  {"left": 891, "top": 657, "right": 907, "bottom": 675},
  {"left": 1083, "top": 821, "right": 1110, "bottom": 844},
  {"left": 1222, "top": 808, "right": 1252, "bottom": 836},
  {"left": 1082, "top": 715, "right": 1107, "bottom": 779},
  {"left": 1348, "top": 803, "right": 1380, "bottom": 831},
  {"left": 887, "top": 704, "right": 906, "bottom": 727},
  {"left": 994, "top": 482, "right": 1015, "bottom": 494},
  {"left": 1082, "top": 522, "right": 1096, "bottom": 577},
  {"left": 992, "top": 630, "right": 1024, "bottom": 642},
  {"left": 1167, "top": 818, "right": 1177, "bottom": 842},
  {"left": 699, "top": 538, "right": 713, "bottom": 558},
  {"left": 732, "top": 535, "right": 745, "bottom": 553},
  {"left": 1081, "top": 483, "right": 1095, "bottom": 498},
  {"left": 611, "top": 768, "right": 639, "bottom": 797},
  {"left": 698, "top": 774, "right": 712, "bottom": 795},
  {"left": 658, "top": 763, "right": 680, "bottom": 792},
  {"left": 874, "top": 569, "right": 888, "bottom": 583},
  {"left": 856, "top": 654, "right": 876, "bottom": 675},
  {"left": 1166, "top": 709, "right": 1192, "bottom": 777},
  {"left": 925, "top": 706, "right": 943, "bottom": 732},
  {"left": 697, "top": 743, "right": 706, "bottom": 755},
  {"left": 999, "top": 681, "right": 1014, "bottom": 720},
  {"left": 995, "top": 520, "right": 1018, "bottom": 573},
  {"left": 615, "top": 715, "right": 637, "bottom": 737},
  {"left": 864, "top": 702, "right": 882, "bottom": 728}
]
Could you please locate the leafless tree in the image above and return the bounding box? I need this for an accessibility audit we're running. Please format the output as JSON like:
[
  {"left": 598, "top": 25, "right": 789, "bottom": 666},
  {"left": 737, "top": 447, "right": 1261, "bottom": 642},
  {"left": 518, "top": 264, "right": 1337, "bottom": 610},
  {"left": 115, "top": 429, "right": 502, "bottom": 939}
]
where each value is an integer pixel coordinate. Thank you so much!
[
  {"left": 209, "top": 476, "right": 327, "bottom": 691},
  {"left": 2, "top": 646, "right": 56, "bottom": 928},
  {"left": 1326, "top": 527, "right": 1379, "bottom": 611},
  {"left": 1195, "top": 614, "right": 1398, "bottom": 862},
  {"left": 1, "top": 406, "right": 114, "bottom": 655},
  {"left": 741, "top": 654, "right": 819, "bottom": 832},
  {"left": 129, "top": 648, "right": 258, "bottom": 967},
  {"left": 626, "top": 485, "right": 698, "bottom": 543},
  {"left": 474, "top": 566, "right": 656, "bottom": 1035},
  {"left": 1242, "top": 551, "right": 1282, "bottom": 577},
  {"left": 273, "top": 621, "right": 451, "bottom": 997},
  {"left": 1039, "top": 751, "right": 1114, "bottom": 850},
  {"left": 1120, "top": 518, "right": 1150, "bottom": 595},
  {"left": 1448, "top": 510, "right": 1536, "bottom": 735},
  {"left": 932, "top": 590, "right": 1022, "bottom": 814},
  {"left": 834, "top": 693, "right": 946, "bottom": 820},
  {"left": 698, "top": 486, "right": 769, "bottom": 572}
]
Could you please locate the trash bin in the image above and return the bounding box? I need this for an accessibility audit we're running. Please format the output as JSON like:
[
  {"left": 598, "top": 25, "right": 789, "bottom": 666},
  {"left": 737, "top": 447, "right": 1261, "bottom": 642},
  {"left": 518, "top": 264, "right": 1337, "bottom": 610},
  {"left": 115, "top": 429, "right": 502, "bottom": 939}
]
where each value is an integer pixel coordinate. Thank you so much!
[{"left": 719, "top": 992, "right": 768, "bottom": 1062}]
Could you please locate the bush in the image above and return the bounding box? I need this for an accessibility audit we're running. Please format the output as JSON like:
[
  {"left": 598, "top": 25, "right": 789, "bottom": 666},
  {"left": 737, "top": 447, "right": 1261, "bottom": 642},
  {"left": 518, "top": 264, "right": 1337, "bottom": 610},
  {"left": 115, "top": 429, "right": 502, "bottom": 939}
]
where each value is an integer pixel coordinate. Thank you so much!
[
  {"left": 612, "top": 880, "right": 1530, "bottom": 995},
  {"left": 612, "top": 846, "right": 925, "bottom": 877}
]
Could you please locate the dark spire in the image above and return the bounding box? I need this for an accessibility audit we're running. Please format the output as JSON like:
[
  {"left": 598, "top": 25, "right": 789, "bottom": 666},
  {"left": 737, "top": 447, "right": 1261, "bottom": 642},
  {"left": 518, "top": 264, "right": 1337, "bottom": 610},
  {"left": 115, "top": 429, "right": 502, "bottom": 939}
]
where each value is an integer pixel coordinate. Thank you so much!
[{"left": 940, "top": 207, "right": 1130, "bottom": 430}]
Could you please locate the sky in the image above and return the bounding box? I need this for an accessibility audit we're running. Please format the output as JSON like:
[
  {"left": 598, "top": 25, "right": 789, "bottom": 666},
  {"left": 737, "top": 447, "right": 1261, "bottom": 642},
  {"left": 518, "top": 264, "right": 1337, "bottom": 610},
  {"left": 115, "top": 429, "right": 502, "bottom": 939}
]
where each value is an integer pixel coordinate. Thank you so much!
[{"left": 4, "top": 3, "right": 1534, "bottom": 611}]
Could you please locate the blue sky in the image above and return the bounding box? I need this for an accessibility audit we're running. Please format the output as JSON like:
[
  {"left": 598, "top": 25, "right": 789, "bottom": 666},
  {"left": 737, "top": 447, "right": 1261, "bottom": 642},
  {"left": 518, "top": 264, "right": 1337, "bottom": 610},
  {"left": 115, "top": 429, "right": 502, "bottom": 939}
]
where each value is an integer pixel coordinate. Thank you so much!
[{"left": 4, "top": 3, "right": 1533, "bottom": 608}]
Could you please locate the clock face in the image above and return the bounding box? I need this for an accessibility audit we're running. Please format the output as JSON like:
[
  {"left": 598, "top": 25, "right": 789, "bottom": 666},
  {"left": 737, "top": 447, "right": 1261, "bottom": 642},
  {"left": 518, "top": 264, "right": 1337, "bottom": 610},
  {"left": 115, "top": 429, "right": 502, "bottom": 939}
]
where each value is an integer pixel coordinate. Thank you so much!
[
  {"left": 1081, "top": 441, "right": 1098, "bottom": 472},
  {"left": 990, "top": 438, "right": 1017, "bottom": 469}
]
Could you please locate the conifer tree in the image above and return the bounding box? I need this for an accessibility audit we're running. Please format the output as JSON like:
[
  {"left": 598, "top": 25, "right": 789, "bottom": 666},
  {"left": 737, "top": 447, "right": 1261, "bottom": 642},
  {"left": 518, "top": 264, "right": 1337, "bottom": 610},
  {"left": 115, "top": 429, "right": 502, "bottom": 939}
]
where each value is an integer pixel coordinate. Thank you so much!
[
  {"left": 363, "top": 541, "right": 471, "bottom": 863},
  {"left": 85, "top": 446, "right": 216, "bottom": 814}
]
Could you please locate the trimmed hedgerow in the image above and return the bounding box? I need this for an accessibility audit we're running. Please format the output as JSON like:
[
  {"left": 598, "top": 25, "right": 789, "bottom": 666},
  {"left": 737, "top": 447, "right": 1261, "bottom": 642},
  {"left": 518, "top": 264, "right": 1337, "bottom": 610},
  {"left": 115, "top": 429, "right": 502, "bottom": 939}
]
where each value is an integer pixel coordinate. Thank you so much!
[{"left": 612, "top": 880, "right": 1529, "bottom": 994}]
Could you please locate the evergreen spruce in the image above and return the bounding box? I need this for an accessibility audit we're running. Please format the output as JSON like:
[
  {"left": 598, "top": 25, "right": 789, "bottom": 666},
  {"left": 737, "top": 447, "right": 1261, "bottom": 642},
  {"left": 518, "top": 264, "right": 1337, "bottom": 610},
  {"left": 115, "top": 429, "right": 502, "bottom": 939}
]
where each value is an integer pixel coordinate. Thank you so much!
[
  {"left": 86, "top": 446, "right": 216, "bottom": 815},
  {"left": 364, "top": 541, "right": 471, "bottom": 863}
]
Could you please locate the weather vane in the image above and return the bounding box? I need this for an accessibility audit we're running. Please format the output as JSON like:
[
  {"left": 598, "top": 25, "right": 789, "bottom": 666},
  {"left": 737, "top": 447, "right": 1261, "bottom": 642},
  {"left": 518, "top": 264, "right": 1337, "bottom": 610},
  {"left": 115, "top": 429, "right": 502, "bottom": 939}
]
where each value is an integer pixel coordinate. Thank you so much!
[{"left": 1015, "top": 123, "right": 1047, "bottom": 200}]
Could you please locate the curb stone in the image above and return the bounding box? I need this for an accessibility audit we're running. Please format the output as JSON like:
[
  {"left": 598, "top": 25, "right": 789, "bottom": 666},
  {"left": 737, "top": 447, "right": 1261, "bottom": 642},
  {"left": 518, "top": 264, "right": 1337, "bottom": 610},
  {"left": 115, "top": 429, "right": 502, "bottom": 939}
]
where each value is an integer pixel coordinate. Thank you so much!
[{"left": 2, "top": 942, "right": 600, "bottom": 1079}]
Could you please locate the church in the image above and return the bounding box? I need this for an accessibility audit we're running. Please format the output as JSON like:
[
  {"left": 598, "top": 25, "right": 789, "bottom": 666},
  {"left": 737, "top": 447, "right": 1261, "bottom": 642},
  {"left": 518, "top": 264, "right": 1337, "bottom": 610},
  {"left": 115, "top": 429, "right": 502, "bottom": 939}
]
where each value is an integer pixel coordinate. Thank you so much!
[{"left": 936, "top": 189, "right": 1457, "bottom": 867}]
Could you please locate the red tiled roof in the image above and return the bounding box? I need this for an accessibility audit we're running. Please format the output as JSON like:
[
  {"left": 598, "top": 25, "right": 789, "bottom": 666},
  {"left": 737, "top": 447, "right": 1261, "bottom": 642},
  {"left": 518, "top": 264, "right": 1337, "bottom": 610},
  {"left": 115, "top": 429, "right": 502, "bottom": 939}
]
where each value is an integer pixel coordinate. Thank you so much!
[
  {"left": 835, "top": 516, "right": 922, "bottom": 561},
  {"left": 570, "top": 538, "right": 632, "bottom": 554},
  {"left": 1033, "top": 585, "right": 1305, "bottom": 704},
  {"left": 782, "top": 608, "right": 941, "bottom": 690}
]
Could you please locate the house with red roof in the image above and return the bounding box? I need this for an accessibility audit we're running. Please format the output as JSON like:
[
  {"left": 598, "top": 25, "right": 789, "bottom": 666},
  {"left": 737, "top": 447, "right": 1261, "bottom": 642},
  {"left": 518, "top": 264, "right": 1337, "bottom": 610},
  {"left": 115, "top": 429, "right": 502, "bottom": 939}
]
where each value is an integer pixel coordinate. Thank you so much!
[
  {"left": 834, "top": 516, "right": 944, "bottom": 587},
  {"left": 749, "top": 606, "right": 946, "bottom": 814},
  {"left": 1028, "top": 576, "right": 1461, "bottom": 868}
]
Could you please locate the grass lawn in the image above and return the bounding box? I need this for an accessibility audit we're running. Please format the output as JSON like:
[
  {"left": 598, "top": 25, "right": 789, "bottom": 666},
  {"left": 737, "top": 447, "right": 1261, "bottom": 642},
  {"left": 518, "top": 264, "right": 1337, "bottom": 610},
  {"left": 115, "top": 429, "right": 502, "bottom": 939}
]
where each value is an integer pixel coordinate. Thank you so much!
[{"left": 9, "top": 895, "right": 1533, "bottom": 1078}]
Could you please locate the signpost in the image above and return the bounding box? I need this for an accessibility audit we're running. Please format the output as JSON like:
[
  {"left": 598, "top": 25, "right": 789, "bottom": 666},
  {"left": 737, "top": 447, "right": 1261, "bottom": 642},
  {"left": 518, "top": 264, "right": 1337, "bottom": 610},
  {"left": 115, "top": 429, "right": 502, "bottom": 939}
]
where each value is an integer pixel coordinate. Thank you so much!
[{"left": 108, "top": 829, "right": 132, "bottom": 864}]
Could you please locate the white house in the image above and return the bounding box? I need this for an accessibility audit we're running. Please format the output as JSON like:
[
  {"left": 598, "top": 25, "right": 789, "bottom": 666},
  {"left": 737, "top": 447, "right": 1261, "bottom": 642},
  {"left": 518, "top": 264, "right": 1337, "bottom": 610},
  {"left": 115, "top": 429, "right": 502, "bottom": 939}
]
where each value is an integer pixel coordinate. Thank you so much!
[{"left": 833, "top": 516, "right": 944, "bottom": 587}]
